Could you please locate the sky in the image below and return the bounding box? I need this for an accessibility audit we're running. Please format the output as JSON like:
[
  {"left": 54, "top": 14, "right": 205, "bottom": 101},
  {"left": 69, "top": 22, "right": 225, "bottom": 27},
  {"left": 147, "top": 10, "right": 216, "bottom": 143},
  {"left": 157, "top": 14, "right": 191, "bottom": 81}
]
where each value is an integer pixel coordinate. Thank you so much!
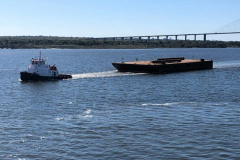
[{"left": 0, "top": 0, "right": 240, "bottom": 41}]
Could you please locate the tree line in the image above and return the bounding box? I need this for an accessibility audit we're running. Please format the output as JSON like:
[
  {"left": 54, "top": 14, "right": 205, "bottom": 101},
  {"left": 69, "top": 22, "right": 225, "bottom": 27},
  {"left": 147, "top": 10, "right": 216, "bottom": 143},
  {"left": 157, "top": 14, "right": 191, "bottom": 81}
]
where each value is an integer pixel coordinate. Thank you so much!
[{"left": 0, "top": 36, "right": 240, "bottom": 49}]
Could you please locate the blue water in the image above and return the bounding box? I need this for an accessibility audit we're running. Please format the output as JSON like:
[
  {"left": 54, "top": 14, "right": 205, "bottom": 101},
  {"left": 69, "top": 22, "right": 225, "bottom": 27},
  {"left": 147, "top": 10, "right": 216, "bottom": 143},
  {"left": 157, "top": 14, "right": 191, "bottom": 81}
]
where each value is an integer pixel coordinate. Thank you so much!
[{"left": 0, "top": 48, "right": 240, "bottom": 159}]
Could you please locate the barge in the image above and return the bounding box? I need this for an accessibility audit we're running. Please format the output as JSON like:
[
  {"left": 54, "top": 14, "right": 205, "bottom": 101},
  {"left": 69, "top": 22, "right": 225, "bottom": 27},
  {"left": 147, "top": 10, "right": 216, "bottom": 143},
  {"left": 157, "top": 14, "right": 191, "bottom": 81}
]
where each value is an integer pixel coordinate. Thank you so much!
[
  {"left": 20, "top": 52, "right": 72, "bottom": 81},
  {"left": 112, "top": 57, "right": 213, "bottom": 74}
]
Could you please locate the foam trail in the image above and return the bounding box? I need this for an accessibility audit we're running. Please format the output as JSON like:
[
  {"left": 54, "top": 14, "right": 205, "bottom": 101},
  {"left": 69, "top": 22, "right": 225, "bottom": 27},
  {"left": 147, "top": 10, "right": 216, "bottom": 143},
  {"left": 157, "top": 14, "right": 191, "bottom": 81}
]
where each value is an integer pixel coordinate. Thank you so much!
[
  {"left": 142, "top": 102, "right": 197, "bottom": 106},
  {"left": 72, "top": 70, "right": 145, "bottom": 79},
  {"left": 214, "top": 60, "right": 240, "bottom": 68}
]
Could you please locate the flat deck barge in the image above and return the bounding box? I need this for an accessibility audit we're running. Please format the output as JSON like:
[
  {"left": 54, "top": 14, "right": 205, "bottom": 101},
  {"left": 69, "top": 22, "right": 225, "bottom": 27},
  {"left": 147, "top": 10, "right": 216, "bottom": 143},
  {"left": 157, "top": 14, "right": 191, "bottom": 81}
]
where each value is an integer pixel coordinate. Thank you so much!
[{"left": 112, "top": 57, "right": 213, "bottom": 74}]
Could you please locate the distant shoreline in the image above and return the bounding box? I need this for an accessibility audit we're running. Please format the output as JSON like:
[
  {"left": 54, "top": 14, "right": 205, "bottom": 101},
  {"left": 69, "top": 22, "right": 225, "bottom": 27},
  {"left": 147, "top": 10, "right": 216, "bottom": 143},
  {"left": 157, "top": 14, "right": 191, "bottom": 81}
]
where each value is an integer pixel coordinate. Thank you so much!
[{"left": 0, "top": 36, "right": 240, "bottom": 49}]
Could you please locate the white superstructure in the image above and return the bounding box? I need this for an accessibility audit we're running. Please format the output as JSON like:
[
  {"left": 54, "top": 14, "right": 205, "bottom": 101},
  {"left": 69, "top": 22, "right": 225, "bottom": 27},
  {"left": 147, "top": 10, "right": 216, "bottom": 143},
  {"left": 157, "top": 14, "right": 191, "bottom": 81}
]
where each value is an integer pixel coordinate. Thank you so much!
[{"left": 28, "top": 54, "right": 59, "bottom": 77}]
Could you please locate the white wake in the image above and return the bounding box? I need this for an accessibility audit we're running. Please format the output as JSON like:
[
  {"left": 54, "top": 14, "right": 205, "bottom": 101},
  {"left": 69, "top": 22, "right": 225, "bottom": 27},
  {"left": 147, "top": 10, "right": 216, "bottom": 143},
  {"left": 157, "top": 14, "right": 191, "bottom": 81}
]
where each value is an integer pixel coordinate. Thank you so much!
[
  {"left": 72, "top": 70, "right": 145, "bottom": 79},
  {"left": 214, "top": 60, "right": 240, "bottom": 68}
]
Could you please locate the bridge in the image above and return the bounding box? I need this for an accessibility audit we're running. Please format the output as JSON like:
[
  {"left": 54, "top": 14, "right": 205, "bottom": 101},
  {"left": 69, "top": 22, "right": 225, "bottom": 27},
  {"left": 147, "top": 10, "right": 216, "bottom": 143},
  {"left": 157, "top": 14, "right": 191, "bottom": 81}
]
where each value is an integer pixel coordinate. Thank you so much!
[
  {"left": 94, "top": 19, "right": 240, "bottom": 42},
  {"left": 95, "top": 31, "right": 240, "bottom": 42}
]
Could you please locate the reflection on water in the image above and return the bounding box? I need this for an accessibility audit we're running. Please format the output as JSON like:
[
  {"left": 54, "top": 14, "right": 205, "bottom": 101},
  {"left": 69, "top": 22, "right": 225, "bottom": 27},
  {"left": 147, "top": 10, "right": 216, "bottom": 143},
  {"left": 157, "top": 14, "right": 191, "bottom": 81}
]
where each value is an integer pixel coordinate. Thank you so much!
[{"left": 0, "top": 48, "right": 240, "bottom": 159}]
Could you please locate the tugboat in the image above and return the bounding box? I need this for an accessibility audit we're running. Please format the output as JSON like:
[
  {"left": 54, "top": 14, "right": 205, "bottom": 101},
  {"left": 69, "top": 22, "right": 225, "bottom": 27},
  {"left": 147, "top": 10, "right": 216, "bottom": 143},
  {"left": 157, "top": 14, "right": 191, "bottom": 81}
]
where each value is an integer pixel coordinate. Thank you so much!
[{"left": 20, "top": 52, "right": 72, "bottom": 81}]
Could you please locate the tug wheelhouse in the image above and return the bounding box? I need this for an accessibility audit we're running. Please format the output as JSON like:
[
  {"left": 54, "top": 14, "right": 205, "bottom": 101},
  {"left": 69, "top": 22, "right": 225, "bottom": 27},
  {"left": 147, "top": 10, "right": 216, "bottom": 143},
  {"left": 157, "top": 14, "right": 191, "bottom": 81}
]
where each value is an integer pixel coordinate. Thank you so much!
[{"left": 20, "top": 52, "right": 72, "bottom": 81}]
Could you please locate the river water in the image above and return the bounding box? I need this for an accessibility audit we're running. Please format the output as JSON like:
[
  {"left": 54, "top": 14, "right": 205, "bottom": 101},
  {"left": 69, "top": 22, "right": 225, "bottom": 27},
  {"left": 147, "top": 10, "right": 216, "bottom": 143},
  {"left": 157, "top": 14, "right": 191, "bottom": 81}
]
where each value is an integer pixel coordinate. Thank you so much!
[{"left": 0, "top": 48, "right": 240, "bottom": 159}]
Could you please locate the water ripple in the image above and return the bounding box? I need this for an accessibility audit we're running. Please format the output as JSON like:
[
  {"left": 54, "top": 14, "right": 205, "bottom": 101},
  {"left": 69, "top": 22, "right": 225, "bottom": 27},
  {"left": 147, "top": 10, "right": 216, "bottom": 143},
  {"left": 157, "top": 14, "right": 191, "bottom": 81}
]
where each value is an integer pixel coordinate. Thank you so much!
[{"left": 1, "top": 49, "right": 240, "bottom": 159}]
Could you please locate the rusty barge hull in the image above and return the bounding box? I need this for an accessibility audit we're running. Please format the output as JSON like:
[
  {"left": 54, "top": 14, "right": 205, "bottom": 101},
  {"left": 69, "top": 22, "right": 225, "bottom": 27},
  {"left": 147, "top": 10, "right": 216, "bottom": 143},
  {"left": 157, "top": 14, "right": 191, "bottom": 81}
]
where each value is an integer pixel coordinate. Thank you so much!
[{"left": 112, "top": 57, "right": 213, "bottom": 74}]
